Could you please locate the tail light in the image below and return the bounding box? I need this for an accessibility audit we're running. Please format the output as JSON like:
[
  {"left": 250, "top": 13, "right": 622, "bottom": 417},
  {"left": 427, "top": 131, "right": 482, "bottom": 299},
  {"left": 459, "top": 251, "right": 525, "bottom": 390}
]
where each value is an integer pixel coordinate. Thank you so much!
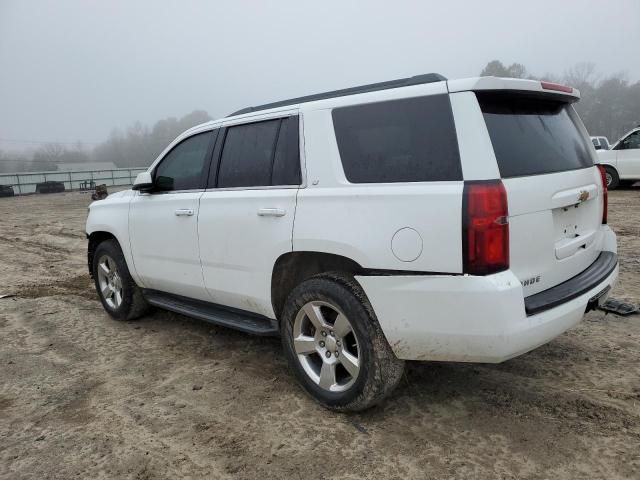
[
  {"left": 463, "top": 180, "right": 509, "bottom": 275},
  {"left": 597, "top": 165, "right": 608, "bottom": 224}
]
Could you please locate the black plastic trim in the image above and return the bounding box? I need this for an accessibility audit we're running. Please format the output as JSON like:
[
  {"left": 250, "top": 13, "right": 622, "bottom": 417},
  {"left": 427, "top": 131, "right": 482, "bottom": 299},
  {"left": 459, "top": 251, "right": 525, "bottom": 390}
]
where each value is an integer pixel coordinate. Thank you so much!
[
  {"left": 361, "top": 269, "right": 462, "bottom": 277},
  {"left": 207, "top": 126, "right": 227, "bottom": 188},
  {"left": 142, "top": 289, "right": 278, "bottom": 336},
  {"left": 227, "top": 73, "right": 447, "bottom": 117},
  {"left": 201, "top": 127, "right": 221, "bottom": 189},
  {"left": 524, "top": 251, "right": 618, "bottom": 316}
]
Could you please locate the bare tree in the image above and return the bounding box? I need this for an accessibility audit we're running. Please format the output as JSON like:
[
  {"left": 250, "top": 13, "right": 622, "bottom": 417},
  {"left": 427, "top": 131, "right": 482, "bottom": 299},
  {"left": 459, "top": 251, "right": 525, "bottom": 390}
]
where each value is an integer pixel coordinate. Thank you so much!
[
  {"left": 564, "top": 62, "right": 599, "bottom": 90},
  {"left": 34, "top": 143, "right": 66, "bottom": 163}
]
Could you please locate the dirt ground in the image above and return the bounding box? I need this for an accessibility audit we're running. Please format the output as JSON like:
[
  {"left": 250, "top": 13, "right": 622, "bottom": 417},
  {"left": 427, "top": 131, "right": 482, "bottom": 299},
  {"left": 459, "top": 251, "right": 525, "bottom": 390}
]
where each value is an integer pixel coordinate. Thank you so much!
[{"left": 1, "top": 187, "right": 639, "bottom": 480}]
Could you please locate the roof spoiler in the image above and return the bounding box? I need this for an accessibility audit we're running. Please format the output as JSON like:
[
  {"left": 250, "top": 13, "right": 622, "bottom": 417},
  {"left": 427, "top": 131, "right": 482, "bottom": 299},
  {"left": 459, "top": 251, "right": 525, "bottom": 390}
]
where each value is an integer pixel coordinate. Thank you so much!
[{"left": 448, "top": 76, "right": 581, "bottom": 102}]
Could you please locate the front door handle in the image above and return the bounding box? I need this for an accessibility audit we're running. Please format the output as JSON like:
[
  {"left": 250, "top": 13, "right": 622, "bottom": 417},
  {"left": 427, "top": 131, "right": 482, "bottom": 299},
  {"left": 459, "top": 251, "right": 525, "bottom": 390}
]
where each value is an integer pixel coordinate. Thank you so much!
[
  {"left": 257, "top": 208, "right": 286, "bottom": 217},
  {"left": 174, "top": 208, "right": 194, "bottom": 216}
]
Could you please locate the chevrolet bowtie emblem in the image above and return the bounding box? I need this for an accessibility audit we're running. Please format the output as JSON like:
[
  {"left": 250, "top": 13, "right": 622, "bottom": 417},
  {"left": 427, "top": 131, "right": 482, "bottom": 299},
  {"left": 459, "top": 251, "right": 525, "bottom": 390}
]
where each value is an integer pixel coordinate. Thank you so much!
[{"left": 578, "top": 190, "right": 590, "bottom": 202}]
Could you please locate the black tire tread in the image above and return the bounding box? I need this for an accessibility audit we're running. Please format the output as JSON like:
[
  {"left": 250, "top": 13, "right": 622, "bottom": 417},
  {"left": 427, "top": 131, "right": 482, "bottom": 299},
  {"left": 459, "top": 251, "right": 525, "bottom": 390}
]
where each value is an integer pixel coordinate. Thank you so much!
[
  {"left": 92, "top": 239, "right": 149, "bottom": 321},
  {"left": 605, "top": 166, "right": 620, "bottom": 190}
]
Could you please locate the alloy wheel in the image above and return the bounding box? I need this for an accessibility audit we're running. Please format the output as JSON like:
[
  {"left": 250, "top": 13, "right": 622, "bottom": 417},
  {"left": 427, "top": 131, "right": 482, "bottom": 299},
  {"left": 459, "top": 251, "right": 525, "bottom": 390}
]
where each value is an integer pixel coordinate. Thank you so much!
[
  {"left": 292, "top": 300, "right": 360, "bottom": 392},
  {"left": 97, "top": 254, "right": 123, "bottom": 309}
]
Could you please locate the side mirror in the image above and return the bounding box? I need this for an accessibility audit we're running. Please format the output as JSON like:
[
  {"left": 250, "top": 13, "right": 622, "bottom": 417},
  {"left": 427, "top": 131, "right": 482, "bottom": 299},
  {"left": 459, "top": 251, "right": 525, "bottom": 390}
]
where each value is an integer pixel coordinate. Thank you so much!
[{"left": 132, "top": 171, "right": 154, "bottom": 192}]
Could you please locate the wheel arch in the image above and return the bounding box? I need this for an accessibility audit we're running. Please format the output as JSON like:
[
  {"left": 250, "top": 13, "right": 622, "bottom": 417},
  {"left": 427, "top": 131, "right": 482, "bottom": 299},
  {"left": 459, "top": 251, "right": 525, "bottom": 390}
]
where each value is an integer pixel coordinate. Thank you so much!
[
  {"left": 87, "top": 231, "right": 120, "bottom": 278},
  {"left": 601, "top": 164, "right": 620, "bottom": 189},
  {"left": 271, "top": 251, "right": 364, "bottom": 319}
]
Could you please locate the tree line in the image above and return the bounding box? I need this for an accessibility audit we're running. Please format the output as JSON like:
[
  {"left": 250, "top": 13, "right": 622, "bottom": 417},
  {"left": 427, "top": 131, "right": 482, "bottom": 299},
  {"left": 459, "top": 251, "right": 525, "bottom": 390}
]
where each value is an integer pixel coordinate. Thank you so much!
[
  {"left": 0, "top": 110, "right": 211, "bottom": 173},
  {"left": 1, "top": 62, "right": 639, "bottom": 174}
]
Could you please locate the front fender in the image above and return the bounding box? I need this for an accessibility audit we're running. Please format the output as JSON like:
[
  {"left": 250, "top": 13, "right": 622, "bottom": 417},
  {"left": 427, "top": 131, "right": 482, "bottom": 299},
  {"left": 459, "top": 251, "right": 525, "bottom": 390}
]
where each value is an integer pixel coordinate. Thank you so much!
[
  {"left": 86, "top": 191, "right": 144, "bottom": 287},
  {"left": 595, "top": 150, "right": 617, "bottom": 168}
]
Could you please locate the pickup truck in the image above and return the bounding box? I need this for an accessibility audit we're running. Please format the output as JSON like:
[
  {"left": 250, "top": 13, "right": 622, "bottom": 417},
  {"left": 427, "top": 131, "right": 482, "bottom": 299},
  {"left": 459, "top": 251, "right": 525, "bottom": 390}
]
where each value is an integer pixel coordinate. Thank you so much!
[{"left": 597, "top": 126, "right": 640, "bottom": 188}]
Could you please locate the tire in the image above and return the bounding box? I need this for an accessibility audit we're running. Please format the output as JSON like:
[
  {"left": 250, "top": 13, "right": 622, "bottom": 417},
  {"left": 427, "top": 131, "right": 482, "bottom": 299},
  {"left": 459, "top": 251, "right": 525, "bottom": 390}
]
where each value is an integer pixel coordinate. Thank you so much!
[
  {"left": 604, "top": 166, "right": 619, "bottom": 190},
  {"left": 92, "top": 239, "right": 149, "bottom": 321},
  {"left": 280, "top": 272, "right": 404, "bottom": 412}
]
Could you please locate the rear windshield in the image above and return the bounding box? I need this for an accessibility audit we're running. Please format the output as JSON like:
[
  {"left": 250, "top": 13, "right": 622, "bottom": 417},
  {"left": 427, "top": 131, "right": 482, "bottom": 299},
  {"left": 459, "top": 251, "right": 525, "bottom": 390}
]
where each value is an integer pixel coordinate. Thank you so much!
[
  {"left": 332, "top": 95, "right": 462, "bottom": 183},
  {"left": 477, "top": 92, "right": 593, "bottom": 178}
]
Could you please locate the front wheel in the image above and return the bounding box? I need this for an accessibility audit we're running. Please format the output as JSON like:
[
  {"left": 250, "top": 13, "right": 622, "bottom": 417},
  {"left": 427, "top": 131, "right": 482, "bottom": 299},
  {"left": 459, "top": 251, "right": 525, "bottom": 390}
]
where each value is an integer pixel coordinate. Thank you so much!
[
  {"left": 280, "top": 273, "right": 404, "bottom": 411},
  {"left": 92, "top": 239, "right": 149, "bottom": 321}
]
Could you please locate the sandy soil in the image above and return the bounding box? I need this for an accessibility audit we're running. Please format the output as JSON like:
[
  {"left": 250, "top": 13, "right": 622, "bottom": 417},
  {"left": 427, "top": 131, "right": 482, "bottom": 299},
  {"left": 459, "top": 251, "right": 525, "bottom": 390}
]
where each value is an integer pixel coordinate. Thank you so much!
[{"left": 0, "top": 188, "right": 639, "bottom": 480}]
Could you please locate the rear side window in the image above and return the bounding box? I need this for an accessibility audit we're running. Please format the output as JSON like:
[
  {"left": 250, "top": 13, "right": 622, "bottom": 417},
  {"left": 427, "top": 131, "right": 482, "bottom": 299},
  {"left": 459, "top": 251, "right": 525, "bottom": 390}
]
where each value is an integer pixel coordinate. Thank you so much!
[
  {"left": 217, "top": 116, "right": 301, "bottom": 188},
  {"left": 478, "top": 92, "right": 593, "bottom": 178},
  {"left": 218, "top": 120, "right": 280, "bottom": 188},
  {"left": 332, "top": 95, "right": 462, "bottom": 183},
  {"left": 272, "top": 116, "right": 301, "bottom": 185}
]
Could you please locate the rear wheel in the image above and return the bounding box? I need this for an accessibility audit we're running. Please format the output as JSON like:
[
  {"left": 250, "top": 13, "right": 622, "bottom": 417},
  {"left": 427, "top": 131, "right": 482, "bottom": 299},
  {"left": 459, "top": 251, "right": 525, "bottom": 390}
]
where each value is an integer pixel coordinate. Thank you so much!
[
  {"left": 604, "top": 166, "right": 619, "bottom": 190},
  {"left": 280, "top": 272, "right": 404, "bottom": 411},
  {"left": 92, "top": 239, "right": 149, "bottom": 321}
]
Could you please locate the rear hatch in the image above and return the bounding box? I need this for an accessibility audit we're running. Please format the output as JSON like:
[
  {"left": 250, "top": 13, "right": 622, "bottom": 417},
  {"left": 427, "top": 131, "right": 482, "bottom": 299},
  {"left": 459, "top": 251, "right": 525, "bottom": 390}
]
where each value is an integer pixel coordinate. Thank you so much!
[{"left": 477, "top": 90, "right": 604, "bottom": 296}]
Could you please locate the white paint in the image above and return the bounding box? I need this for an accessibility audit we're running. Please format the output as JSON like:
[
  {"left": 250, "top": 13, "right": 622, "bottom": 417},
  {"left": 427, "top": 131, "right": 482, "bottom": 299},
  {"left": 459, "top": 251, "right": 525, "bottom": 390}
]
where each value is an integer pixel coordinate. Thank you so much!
[{"left": 357, "top": 250, "right": 618, "bottom": 362}]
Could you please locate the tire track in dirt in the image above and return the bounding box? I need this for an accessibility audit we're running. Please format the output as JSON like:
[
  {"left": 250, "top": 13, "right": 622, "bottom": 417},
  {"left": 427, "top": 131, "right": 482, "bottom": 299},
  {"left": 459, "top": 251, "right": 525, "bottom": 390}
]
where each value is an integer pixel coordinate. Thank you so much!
[
  {"left": 14, "top": 274, "right": 95, "bottom": 300},
  {"left": 0, "top": 234, "right": 71, "bottom": 258}
]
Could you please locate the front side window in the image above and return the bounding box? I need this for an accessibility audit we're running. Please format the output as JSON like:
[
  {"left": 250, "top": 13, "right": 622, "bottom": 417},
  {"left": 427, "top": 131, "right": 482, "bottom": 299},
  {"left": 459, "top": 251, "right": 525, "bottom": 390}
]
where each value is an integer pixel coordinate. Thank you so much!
[
  {"left": 154, "top": 131, "right": 213, "bottom": 191},
  {"left": 332, "top": 95, "right": 462, "bottom": 183},
  {"left": 618, "top": 131, "right": 640, "bottom": 150},
  {"left": 217, "top": 116, "right": 301, "bottom": 188}
]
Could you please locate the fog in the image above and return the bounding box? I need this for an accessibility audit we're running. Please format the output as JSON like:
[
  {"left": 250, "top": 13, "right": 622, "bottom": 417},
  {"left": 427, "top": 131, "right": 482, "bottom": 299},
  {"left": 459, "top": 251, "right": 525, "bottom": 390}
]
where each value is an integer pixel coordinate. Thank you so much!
[{"left": 1, "top": 0, "right": 639, "bottom": 148}]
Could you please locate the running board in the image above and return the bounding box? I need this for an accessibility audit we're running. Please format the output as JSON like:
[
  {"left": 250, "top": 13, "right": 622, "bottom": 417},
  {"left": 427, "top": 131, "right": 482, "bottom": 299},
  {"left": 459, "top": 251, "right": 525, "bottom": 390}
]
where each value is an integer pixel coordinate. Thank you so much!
[{"left": 142, "top": 290, "right": 278, "bottom": 336}]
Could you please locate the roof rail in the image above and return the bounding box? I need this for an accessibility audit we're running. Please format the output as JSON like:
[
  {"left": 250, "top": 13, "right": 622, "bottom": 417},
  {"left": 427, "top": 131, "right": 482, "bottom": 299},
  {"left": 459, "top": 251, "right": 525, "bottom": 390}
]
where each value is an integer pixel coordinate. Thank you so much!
[{"left": 227, "top": 73, "right": 447, "bottom": 117}]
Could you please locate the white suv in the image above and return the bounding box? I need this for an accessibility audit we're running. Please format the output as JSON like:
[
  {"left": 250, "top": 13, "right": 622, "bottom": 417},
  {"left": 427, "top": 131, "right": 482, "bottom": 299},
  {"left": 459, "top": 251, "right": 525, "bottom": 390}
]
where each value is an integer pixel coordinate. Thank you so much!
[{"left": 86, "top": 74, "right": 618, "bottom": 411}]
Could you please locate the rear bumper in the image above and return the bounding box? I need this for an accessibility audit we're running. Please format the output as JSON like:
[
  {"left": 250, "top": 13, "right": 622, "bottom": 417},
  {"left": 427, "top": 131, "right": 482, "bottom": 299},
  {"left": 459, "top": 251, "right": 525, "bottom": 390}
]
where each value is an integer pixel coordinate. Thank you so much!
[
  {"left": 524, "top": 251, "right": 617, "bottom": 316},
  {"left": 356, "top": 226, "right": 618, "bottom": 363}
]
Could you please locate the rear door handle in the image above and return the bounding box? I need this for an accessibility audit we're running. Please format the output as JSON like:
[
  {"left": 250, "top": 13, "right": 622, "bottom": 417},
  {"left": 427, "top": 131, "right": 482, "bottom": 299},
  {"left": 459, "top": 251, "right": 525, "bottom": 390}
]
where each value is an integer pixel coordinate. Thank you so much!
[
  {"left": 257, "top": 208, "right": 286, "bottom": 217},
  {"left": 174, "top": 208, "right": 194, "bottom": 216}
]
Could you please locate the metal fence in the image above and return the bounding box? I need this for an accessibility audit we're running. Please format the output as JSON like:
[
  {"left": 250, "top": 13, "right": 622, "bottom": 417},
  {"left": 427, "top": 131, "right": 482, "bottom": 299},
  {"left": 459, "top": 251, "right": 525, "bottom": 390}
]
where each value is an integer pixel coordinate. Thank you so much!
[{"left": 0, "top": 168, "right": 146, "bottom": 195}]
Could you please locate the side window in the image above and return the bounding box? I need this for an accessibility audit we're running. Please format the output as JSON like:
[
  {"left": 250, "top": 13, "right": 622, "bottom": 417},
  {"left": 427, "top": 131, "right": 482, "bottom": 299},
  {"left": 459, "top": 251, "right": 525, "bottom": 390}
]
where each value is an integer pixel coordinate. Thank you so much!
[
  {"left": 154, "top": 131, "right": 213, "bottom": 192},
  {"left": 618, "top": 131, "right": 640, "bottom": 150},
  {"left": 332, "top": 95, "right": 462, "bottom": 183},
  {"left": 217, "top": 117, "right": 301, "bottom": 188},
  {"left": 218, "top": 120, "right": 280, "bottom": 188},
  {"left": 272, "top": 116, "right": 301, "bottom": 185}
]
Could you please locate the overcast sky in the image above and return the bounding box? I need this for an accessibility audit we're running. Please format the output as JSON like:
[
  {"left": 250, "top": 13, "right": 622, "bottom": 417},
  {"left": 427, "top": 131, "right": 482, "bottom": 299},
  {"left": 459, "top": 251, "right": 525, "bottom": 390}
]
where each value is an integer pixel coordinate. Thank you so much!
[{"left": 1, "top": 0, "right": 639, "bottom": 149}]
